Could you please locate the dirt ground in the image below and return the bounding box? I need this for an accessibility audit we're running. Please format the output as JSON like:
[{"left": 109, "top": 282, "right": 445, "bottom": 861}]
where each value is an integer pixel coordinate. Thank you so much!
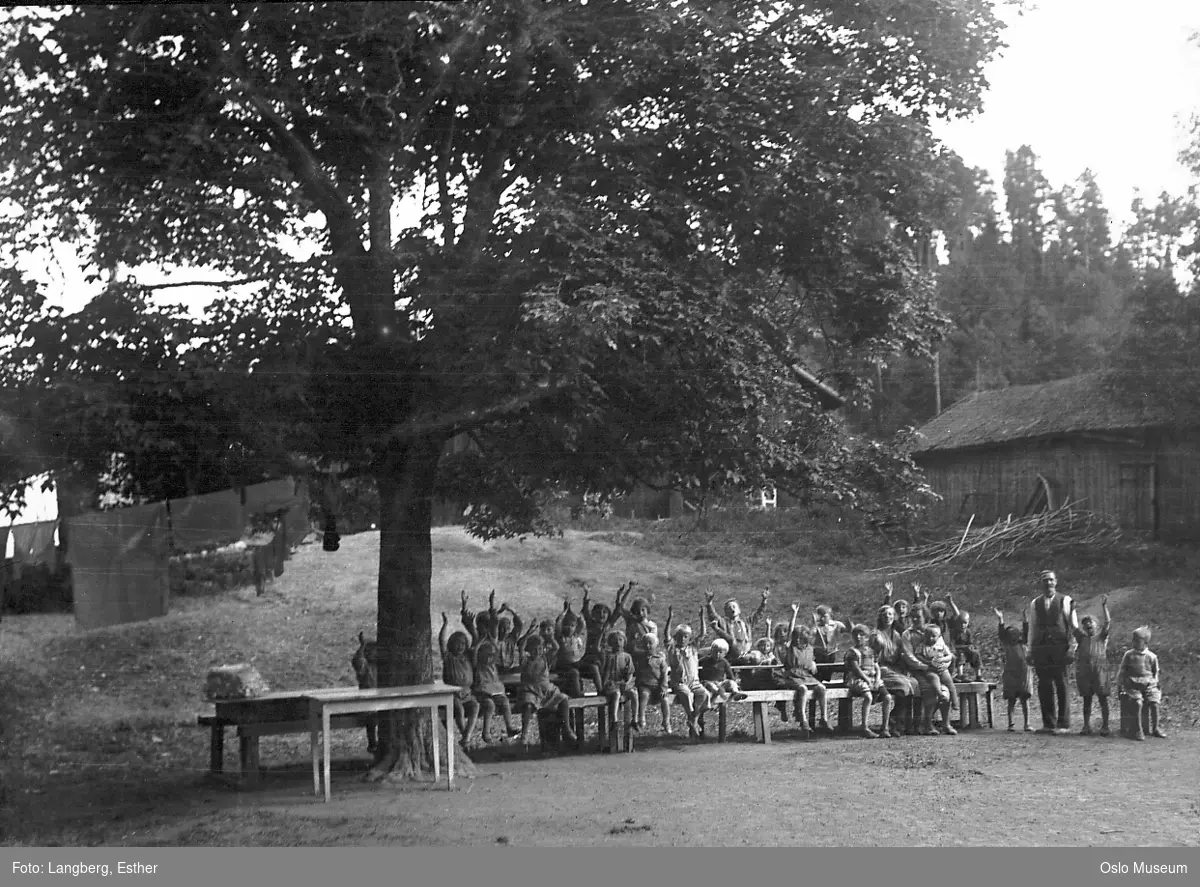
[
  {"left": 38, "top": 728, "right": 1200, "bottom": 847},
  {"left": 3, "top": 526, "right": 1199, "bottom": 846}
]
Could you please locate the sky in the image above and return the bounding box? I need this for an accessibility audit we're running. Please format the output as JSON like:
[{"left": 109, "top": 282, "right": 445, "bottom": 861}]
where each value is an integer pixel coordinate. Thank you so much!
[{"left": 933, "top": 0, "right": 1200, "bottom": 229}]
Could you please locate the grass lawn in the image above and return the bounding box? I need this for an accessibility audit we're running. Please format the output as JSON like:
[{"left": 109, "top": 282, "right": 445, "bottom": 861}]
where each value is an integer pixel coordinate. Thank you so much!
[{"left": 1, "top": 516, "right": 1198, "bottom": 846}]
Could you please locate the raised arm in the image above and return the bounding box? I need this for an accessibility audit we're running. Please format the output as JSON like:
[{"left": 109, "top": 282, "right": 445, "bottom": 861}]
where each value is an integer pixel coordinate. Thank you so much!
[
  {"left": 994, "top": 607, "right": 1005, "bottom": 641},
  {"left": 460, "top": 590, "right": 477, "bottom": 644},
  {"left": 788, "top": 603, "right": 799, "bottom": 636},
  {"left": 883, "top": 580, "right": 894, "bottom": 605},
  {"left": 703, "top": 590, "right": 722, "bottom": 628},
  {"left": 748, "top": 587, "right": 769, "bottom": 629},
  {"left": 555, "top": 598, "right": 570, "bottom": 641},
  {"left": 438, "top": 612, "right": 450, "bottom": 657},
  {"left": 947, "top": 593, "right": 961, "bottom": 619},
  {"left": 1100, "top": 595, "right": 1111, "bottom": 636}
]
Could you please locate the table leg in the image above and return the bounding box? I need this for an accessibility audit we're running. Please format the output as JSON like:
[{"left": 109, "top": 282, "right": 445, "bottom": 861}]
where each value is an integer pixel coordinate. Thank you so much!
[
  {"left": 432, "top": 704, "right": 442, "bottom": 786},
  {"left": 310, "top": 708, "right": 320, "bottom": 798},
  {"left": 445, "top": 703, "right": 454, "bottom": 788},
  {"left": 718, "top": 704, "right": 727, "bottom": 743},
  {"left": 210, "top": 723, "right": 224, "bottom": 774},
  {"left": 986, "top": 687, "right": 994, "bottom": 728},
  {"left": 322, "top": 707, "right": 332, "bottom": 803}
]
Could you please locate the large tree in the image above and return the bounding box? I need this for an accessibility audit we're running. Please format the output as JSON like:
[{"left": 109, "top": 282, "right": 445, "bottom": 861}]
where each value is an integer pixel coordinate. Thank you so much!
[{"left": 0, "top": 1, "right": 1005, "bottom": 778}]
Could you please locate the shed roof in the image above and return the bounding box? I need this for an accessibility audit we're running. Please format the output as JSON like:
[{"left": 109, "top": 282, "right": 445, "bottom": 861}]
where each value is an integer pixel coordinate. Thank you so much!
[{"left": 912, "top": 372, "right": 1173, "bottom": 454}]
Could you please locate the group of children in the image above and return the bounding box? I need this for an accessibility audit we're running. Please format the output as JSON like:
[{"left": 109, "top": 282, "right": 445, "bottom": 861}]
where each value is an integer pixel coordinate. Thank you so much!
[
  {"left": 994, "top": 594, "right": 1166, "bottom": 739},
  {"left": 389, "top": 578, "right": 1166, "bottom": 751}
]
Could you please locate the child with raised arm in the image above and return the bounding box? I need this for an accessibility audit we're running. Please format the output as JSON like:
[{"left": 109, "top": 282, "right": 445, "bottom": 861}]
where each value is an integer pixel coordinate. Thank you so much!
[
  {"left": 633, "top": 631, "right": 672, "bottom": 733},
  {"left": 1074, "top": 595, "right": 1112, "bottom": 736},
  {"left": 439, "top": 612, "right": 481, "bottom": 746},
  {"left": 615, "top": 582, "right": 659, "bottom": 652},
  {"left": 946, "top": 594, "right": 982, "bottom": 682},
  {"left": 778, "top": 621, "right": 829, "bottom": 738},
  {"left": 555, "top": 598, "right": 600, "bottom": 698},
  {"left": 515, "top": 634, "right": 575, "bottom": 748},
  {"left": 460, "top": 592, "right": 518, "bottom": 743},
  {"left": 666, "top": 616, "right": 710, "bottom": 739},
  {"left": 1117, "top": 626, "right": 1166, "bottom": 740},
  {"left": 812, "top": 604, "right": 851, "bottom": 666},
  {"left": 490, "top": 595, "right": 524, "bottom": 677},
  {"left": 883, "top": 581, "right": 913, "bottom": 633},
  {"left": 599, "top": 629, "right": 638, "bottom": 749},
  {"left": 844, "top": 623, "right": 892, "bottom": 738},
  {"left": 994, "top": 607, "right": 1033, "bottom": 732},
  {"left": 705, "top": 588, "right": 770, "bottom": 664},
  {"left": 581, "top": 583, "right": 626, "bottom": 693}
]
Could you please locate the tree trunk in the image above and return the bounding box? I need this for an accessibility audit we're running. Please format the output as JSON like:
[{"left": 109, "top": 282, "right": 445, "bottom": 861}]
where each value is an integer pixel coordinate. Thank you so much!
[{"left": 367, "top": 436, "right": 476, "bottom": 782}]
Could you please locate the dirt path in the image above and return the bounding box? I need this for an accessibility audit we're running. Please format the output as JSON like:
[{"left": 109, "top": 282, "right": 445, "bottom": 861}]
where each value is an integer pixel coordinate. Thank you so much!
[{"left": 106, "top": 729, "right": 1200, "bottom": 847}]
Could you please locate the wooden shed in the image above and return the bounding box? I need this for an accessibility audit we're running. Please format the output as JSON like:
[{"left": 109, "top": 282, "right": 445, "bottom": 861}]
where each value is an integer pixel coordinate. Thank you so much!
[{"left": 911, "top": 373, "right": 1200, "bottom": 540}]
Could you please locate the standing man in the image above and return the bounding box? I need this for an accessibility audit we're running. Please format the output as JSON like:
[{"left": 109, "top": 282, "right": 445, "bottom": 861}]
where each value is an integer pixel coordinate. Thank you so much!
[{"left": 1025, "top": 570, "right": 1079, "bottom": 734}]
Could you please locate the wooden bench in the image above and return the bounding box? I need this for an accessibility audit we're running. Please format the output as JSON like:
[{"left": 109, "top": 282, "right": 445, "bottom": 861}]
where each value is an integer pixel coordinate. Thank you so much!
[
  {"left": 542, "top": 695, "right": 634, "bottom": 753},
  {"left": 1119, "top": 694, "right": 1150, "bottom": 739},
  {"left": 713, "top": 686, "right": 855, "bottom": 743},
  {"left": 199, "top": 688, "right": 374, "bottom": 786}
]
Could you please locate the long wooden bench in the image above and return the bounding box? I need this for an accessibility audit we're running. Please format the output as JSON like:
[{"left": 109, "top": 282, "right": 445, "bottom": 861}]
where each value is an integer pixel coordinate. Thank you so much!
[{"left": 712, "top": 686, "right": 855, "bottom": 743}]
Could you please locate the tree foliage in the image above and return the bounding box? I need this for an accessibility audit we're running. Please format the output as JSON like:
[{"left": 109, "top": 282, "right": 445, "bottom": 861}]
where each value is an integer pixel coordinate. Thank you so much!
[{"left": 1, "top": 1, "right": 1007, "bottom": 774}]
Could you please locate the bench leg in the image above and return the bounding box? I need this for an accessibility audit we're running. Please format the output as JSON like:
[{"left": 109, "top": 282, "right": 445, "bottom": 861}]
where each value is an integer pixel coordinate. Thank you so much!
[
  {"left": 210, "top": 723, "right": 224, "bottom": 774},
  {"left": 969, "top": 693, "right": 980, "bottom": 729},
  {"left": 718, "top": 704, "right": 728, "bottom": 743},
  {"left": 986, "top": 688, "right": 994, "bottom": 728},
  {"left": 598, "top": 705, "right": 608, "bottom": 745},
  {"left": 758, "top": 703, "right": 772, "bottom": 744},
  {"left": 238, "top": 729, "right": 261, "bottom": 788},
  {"left": 837, "top": 697, "right": 853, "bottom": 734}
]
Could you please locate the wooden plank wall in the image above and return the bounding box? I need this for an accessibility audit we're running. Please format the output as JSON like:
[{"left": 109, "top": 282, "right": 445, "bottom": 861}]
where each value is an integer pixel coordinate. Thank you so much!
[{"left": 916, "top": 436, "right": 1161, "bottom": 531}]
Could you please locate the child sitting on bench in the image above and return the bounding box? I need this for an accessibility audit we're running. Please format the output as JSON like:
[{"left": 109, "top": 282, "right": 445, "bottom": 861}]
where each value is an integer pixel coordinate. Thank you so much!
[
  {"left": 946, "top": 594, "right": 981, "bottom": 682},
  {"left": 812, "top": 604, "right": 850, "bottom": 666},
  {"left": 599, "top": 629, "right": 638, "bottom": 749},
  {"left": 439, "top": 611, "right": 480, "bottom": 746},
  {"left": 516, "top": 635, "right": 575, "bottom": 748},
  {"left": 778, "top": 621, "right": 829, "bottom": 738},
  {"left": 844, "top": 624, "right": 892, "bottom": 738},
  {"left": 633, "top": 632, "right": 671, "bottom": 733},
  {"left": 913, "top": 624, "right": 959, "bottom": 733},
  {"left": 667, "top": 619, "right": 710, "bottom": 739}
]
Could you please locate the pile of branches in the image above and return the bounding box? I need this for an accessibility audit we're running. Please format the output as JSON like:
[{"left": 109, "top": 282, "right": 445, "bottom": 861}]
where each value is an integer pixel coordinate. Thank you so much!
[{"left": 870, "top": 501, "right": 1122, "bottom": 574}]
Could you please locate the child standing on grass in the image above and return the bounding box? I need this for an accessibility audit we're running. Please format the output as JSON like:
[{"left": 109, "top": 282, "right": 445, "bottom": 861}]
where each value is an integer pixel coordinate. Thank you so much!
[
  {"left": 599, "top": 630, "right": 638, "bottom": 749},
  {"left": 1074, "top": 596, "right": 1112, "bottom": 737},
  {"left": 667, "top": 620, "right": 710, "bottom": 739},
  {"left": 844, "top": 624, "right": 892, "bottom": 738},
  {"left": 994, "top": 608, "right": 1033, "bottom": 732},
  {"left": 439, "top": 612, "right": 481, "bottom": 746},
  {"left": 633, "top": 631, "right": 671, "bottom": 733},
  {"left": 516, "top": 635, "right": 575, "bottom": 748},
  {"left": 1117, "top": 626, "right": 1166, "bottom": 740}
]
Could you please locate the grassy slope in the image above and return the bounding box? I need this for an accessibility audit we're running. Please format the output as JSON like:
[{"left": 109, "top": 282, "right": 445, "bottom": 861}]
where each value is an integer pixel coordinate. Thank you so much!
[{"left": 1, "top": 515, "right": 1197, "bottom": 844}]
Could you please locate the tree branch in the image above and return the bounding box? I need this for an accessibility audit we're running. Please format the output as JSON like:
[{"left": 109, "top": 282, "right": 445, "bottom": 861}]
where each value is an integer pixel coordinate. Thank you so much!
[
  {"left": 139, "top": 276, "right": 272, "bottom": 292},
  {"left": 389, "top": 378, "right": 571, "bottom": 443}
]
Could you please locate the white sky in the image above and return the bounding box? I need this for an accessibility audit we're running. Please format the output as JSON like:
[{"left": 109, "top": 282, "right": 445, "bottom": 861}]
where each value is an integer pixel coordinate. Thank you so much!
[{"left": 933, "top": 0, "right": 1200, "bottom": 229}]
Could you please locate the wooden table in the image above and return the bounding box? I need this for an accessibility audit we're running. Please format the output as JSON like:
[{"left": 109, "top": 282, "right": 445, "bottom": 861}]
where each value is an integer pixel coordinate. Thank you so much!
[{"left": 306, "top": 684, "right": 458, "bottom": 802}]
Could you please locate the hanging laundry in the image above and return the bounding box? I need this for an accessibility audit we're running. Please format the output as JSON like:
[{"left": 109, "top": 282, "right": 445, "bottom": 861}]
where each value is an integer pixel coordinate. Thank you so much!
[
  {"left": 10, "top": 520, "right": 58, "bottom": 567},
  {"left": 167, "top": 489, "right": 243, "bottom": 553},
  {"left": 66, "top": 503, "right": 170, "bottom": 629},
  {"left": 243, "top": 478, "right": 297, "bottom": 520}
]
